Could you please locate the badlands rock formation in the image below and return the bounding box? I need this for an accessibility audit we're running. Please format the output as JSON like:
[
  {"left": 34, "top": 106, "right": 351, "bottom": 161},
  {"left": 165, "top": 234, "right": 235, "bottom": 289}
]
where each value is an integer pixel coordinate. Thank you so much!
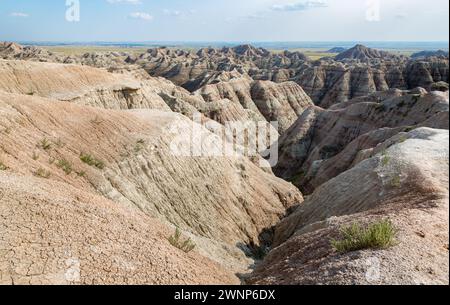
[
  {"left": 275, "top": 89, "right": 449, "bottom": 194},
  {"left": 411, "top": 50, "right": 449, "bottom": 59},
  {"left": 248, "top": 128, "right": 449, "bottom": 285},
  {"left": 334, "top": 44, "right": 403, "bottom": 61},
  {"left": 0, "top": 88, "right": 302, "bottom": 283},
  {"left": 2, "top": 42, "right": 447, "bottom": 109},
  {"left": 0, "top": 42, "right": 449, "bottom": 285}
]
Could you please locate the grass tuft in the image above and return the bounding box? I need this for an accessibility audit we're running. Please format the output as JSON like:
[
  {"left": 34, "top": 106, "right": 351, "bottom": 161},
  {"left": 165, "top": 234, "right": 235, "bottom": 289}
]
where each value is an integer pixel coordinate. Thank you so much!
[
  {"left": 331, "top": 220, "right": 397, "bottom": 253},
  {"left": 168, "top": 228, "right": 196, "bottom": 253},
  {"left": 0, "top": 162, "right": 8, "bottom": 171},
  {"left": 38, "top": 138, "right": 52, "bottom": 151},
  {"left": 80, "top": 153, "right": 105, "bottom": 170},
  {"left": 57, "top": 158, "right": 73, "bottom": 175}
]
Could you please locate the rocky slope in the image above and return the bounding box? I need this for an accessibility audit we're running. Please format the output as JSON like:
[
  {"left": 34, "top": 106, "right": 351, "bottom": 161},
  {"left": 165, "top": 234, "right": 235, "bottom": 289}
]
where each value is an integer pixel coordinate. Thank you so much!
[
  {"left": 248, "top": 127, "right": 449, "bottom": 285},
  {"left": 0, "top": 90, "right": 302, "bottom": 280},
  {"left": 275, "top": 88, "right": 449, "bottom": 194},
  {"left": 0, "top": 173, "right": 239, "bottom": 285},
  {"left": 196, "top": 77, "right": 314, "bottom": 134}
]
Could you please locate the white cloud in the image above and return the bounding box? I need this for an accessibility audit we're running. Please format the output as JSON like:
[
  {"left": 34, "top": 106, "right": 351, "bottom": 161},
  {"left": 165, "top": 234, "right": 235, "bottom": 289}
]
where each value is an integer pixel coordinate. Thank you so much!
[
  {"left": 129, "top": 12, "right": 153, "bottom": 21},
  {"left": 10, "top": 12, "right": 30, "bottom": 18},
  {"left": 107, "top": 0, "right": 142, "bottom": 4},
  {"left": 272, "top": 0, "right": 328, "bottom": 12}
]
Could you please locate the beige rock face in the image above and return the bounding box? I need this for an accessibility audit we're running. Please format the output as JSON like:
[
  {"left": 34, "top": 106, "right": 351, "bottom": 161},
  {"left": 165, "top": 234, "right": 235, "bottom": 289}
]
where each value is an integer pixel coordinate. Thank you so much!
[
  {"left": 248, "top": 128, "right": 449, "bottom": 285},
  {"left": 250, "top": 81, "right": 314, "bottom": 133},
  {"left": 0, "top": 59, "right": 170, "bottom": 111},
  {"left": 196, "top": 77, "right": 314, "bottom": 134},
  {"left": 0, "top": 91, "right": 303, "bottom": 275}
]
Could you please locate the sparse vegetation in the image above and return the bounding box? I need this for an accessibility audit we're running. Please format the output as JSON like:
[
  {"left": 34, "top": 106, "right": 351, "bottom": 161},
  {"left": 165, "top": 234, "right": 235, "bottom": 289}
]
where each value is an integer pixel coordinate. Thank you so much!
[
  {"left": 57, "top": 158, "right": 73, "bottom": 175},
  {"left": 390, "top": 174, "right": 402, "bottom": 188},
  {"left": 404, "top": 126, "right": 416, "bottom": 132},
  {"left": 34, "top": 167, "right": 51, "bottom": 179},
  {"left": 76, "top": 170, "right": 86, "bottom": 177},
  {"left": 32, "top": 151, "right": 40, "bottom": 161},
  {"left": 38, "top": 138, "right": 52, "bottom": 151},
  {"left": 288, "top": 171, "right": 306, "bottom": 185},
  {"left": 168, "top": 228, "right": 196, "bottom": 253},
  {"left": 398, "top": 135, "right": 408, "bottom": 143},
  {"left": 80, "top": 153, "right": 105, "bottom": 169},
  {"left": 0, "top": 162, "right": 8, "bottom": 170},
  {"left": 331, "top": 220, "right": 397, "bottom": 253},
  {"left": 381, "top": 150, "right": 390, "bottom": 166},
  {"left": 134, "top": 139, "right": 146, "bottom": 153}
]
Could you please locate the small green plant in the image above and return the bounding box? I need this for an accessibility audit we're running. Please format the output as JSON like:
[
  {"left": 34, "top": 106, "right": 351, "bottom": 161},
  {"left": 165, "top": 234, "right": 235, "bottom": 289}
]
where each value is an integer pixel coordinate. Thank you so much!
[
  {"left": 381, "top": 150, "right": 390, "bottom": 166},
  {"left": 390, "top": 174, "right": 402, "bottom": 188},
  {"left": 76, "top": 170, "right": 86, "bottom": 177},
  {"left": 0, "top": 162, "right": 7, "bottom": 171},
  {"left": 80, "top": 153, "right": 105, "bottom": 169},
  {"left": 34, "top": 167, "right": 51, "bottom": 179},
  {"left": 38, "top": 138, "right": 52, "bottom": 151},
  {"left": 48, "top": 157, "right": 56, "bottom": 165},
  {"left": 57, "top": 158, "right": 73, "bottom": 175},
  {"left": 398, "top": 135, "right": 408, "bottom": 143},
  {"left": 168, "top": 228, "right": 196, "bottom": 253},
  {"left": 331, "top": 220, "right": 397, "bottom": 254}
]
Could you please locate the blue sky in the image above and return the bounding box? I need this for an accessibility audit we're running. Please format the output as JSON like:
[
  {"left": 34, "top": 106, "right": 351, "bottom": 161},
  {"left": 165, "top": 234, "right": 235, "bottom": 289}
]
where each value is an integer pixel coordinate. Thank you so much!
[{"left": 0, "top": 0, "right": 448, "bottom": 42}]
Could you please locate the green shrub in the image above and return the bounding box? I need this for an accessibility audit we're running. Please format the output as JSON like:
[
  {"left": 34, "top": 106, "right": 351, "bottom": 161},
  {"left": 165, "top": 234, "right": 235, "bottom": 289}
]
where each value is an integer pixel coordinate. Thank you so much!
[
  {"left": 57, "top": 158, "right": 73, "bottom": 175},
  {"left": 168, "top": 228, "right": 196, "bottom": 253},
  {"left": 331, "top": 220, "right": 397, "bottom": 253},
  {"left": 0, "top": 162, "right": 7, "bottom": 171},
  {"left": 80, "top": 153, "right": 105, "bottom": 169}
]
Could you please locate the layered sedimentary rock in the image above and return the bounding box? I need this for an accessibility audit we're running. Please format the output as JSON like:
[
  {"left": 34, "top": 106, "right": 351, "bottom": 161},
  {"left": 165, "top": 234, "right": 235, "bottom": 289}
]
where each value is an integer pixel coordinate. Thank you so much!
[
  {"left": 1, "top": 42, "right": 448, "bottom": 109},
  {"left": 0, "top": 91, "right": 302, "bottom": 277},
  {"left": 0, "top": 59, "right": 170, "bottom": 111},
  {"left": 275, "top": 89, "right": 449, "bottom": 194},
  {"left": 248, "top": 128, "right": 449, "bottom": 285}
]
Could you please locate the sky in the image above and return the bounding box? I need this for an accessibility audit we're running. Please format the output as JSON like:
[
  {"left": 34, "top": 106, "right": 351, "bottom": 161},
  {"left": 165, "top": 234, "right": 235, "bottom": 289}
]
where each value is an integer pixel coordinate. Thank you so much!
[{"left": 0, "top": 0, "right": 449, "bottom": 42}]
